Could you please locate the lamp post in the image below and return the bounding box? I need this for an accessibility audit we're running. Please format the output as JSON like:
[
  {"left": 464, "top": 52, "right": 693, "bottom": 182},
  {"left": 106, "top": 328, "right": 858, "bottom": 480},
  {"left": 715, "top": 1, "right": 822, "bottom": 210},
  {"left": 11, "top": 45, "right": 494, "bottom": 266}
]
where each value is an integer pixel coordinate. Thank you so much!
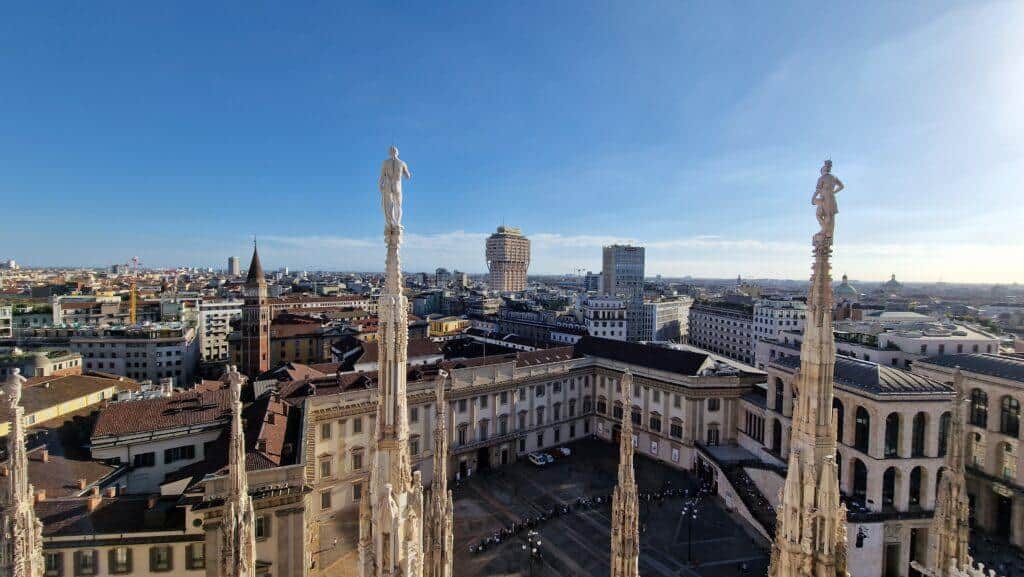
[
  {"left": 681, "top": 496, "right": 701, "bottom": 564},
  {"left": 522, "top": 530, "right": 543, "bottom": 577}
]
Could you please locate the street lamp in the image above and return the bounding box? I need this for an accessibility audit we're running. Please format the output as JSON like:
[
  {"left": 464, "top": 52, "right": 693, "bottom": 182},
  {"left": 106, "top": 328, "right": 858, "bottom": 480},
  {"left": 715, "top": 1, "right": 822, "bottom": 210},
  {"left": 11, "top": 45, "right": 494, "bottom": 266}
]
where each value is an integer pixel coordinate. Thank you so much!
[
  {"left": 681, "top": 497, "right": 701, "bottom": 564},
  {"left": 521, "top": 530, "right": 543, "bottom": 577}
]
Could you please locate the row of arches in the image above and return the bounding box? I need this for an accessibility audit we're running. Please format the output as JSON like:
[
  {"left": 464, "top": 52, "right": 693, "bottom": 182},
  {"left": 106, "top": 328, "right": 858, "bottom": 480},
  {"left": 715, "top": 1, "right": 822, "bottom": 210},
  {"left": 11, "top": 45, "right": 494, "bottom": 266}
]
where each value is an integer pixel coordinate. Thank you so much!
[
  {"left": 969, "top": 389, "right": 1021, "bottom": 437},
  {"left": 832, "top": 397, "right": 952, "bottom": 459}
]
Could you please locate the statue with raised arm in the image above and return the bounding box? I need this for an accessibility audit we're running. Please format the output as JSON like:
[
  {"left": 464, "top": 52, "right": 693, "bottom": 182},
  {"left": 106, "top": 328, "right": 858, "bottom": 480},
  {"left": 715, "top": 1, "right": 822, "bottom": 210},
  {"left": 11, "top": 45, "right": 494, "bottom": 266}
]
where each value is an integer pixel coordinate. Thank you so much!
[
  {"left": 812, "top": 159, "right": 844, "bottom": 242},
  {"left": 379, "top": 146, "right": 412, "bottom": 232}
]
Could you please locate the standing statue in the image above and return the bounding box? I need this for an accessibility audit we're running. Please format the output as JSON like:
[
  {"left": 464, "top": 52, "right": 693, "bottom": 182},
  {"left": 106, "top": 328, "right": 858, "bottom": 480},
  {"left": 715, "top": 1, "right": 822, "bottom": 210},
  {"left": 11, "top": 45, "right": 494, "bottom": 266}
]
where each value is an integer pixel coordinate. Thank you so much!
[
  {"left": 379, "top": 146, "right": 412, "bottom": 232},
  {"left": 812, "top": 159, "right": 844, "bottom": 241}
]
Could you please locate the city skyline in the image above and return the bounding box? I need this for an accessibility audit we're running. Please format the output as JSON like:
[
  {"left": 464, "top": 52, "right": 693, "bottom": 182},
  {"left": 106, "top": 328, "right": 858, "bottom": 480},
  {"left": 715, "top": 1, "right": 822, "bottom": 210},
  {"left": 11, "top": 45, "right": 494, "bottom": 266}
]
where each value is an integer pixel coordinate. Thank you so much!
[{"left": 2, "top": 1, "right": 1022, "bottom": 282}]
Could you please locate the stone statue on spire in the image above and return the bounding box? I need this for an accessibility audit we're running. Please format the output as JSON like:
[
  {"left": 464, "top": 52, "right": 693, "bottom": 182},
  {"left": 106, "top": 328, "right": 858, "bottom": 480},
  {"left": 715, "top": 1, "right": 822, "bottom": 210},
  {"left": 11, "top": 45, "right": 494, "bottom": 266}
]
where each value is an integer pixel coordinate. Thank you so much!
[
  {"left": 812, "top": 159, "right": 844, "bottom": 245},
  {"left": 610, "top": 371, "right": 640, "bottom": 577},
  {"left": 379, "top": 146, "right": 412, "bottom": 233},
  {"left": 1, "top": 369, "right": 45, "bottom": 577}
]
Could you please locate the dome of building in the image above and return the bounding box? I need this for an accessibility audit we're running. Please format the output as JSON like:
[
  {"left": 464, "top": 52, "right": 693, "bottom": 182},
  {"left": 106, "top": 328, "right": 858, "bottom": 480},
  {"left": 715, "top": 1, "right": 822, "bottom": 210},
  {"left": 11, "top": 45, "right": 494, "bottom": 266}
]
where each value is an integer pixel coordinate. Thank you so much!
[
  {"left": 882, "top": 273, "right": 903, "bottom": 293},
  {"left": 834, "top": 274, "right": 858, "bottom": 301}
]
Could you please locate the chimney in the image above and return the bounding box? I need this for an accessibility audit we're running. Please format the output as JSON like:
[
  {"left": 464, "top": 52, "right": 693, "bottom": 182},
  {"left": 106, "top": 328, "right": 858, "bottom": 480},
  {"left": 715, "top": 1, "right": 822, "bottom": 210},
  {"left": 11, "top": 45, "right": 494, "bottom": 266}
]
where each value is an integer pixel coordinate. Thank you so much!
[
  {"left": 77, "top": 478, "right": 87, "bottom": 490},
  {"left": 35, "top": 489, "right": 46, "bottom": 503},
  {"left": 90, "top": 486, "right": 100, "bottom": 498},
  {"left": 104, "top": 486, "right": 117, "bottom": 498},
  {"left": 86, "top": 494, "right": 102, "bottom": 512},
  {"left": 41, "top": 449, "right": 49, "bottom": 463}
]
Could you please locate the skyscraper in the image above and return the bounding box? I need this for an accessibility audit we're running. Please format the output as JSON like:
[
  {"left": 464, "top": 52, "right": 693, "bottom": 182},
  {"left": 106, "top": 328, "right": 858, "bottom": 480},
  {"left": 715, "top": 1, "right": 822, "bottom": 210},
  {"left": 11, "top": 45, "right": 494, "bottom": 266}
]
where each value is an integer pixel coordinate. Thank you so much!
[
  {"left": 485, "top": 226, "right": 530, "bottom": 292},
  {"left": 602, "top": 244, "right": 646, "bottom": 341}
]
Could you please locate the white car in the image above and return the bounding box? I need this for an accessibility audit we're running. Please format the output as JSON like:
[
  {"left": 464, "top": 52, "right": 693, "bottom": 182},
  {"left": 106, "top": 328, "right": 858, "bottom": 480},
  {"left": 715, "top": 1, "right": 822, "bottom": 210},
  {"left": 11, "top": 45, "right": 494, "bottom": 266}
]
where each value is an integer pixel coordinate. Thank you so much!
[
  {"left": 527, "top": 453, "right": 547, "bottom": 466},
  {"left": 557, "top": 447, "right": 571, "bottom": 457},
  {"left": 542, "top": 452, "right": 555, "bottom": 464}
]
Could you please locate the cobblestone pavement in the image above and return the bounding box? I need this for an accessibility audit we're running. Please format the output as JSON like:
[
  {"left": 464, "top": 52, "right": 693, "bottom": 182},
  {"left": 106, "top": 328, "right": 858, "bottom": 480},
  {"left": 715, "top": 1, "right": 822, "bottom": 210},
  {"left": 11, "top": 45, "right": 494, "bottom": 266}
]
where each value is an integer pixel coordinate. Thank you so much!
[{"left": 452, "top": 438, "right": 770, "bottom": 577}]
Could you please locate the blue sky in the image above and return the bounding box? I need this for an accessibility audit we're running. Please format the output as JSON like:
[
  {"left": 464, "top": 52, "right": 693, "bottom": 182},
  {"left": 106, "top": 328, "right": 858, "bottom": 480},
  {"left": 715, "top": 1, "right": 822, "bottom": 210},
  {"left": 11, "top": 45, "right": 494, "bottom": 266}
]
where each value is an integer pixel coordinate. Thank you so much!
[{"left": 2, "top": 2, "right": 1021, "bottom": 282}]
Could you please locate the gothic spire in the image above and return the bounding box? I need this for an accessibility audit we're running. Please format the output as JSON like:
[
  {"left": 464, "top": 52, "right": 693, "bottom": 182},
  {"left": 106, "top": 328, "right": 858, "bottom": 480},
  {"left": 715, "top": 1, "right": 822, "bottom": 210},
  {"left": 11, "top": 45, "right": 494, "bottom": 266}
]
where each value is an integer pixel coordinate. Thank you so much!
[
  {"left": 219, "top": 366, "right": 256, "bottom": 577},
  {"left": 359, "top": 146, "right": 424, "bottom": 577},
  {"left": 246, "top": 241, "right": 265, "bottom": 286},
  {"left": 1, "top": 369, "right": 45, "bottom": 577},
  {"left": 922, "top": 368, "right": 971, "bottom": 575},
  {"left": 768, "top": 161, "right": 849, "bottom": 577},
  {"left": 610, "top": 371, "right": 639, "bottom": 577},
  {"left": 424, "top": 371, "right": 453, "bottom": 577}
]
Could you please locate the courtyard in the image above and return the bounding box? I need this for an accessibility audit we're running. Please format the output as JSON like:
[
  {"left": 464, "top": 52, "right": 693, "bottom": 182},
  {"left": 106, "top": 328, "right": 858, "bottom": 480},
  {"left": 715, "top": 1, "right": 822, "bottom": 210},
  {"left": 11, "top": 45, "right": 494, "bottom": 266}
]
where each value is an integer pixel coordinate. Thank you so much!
[{"left": 451, "top": 438, "right": 770, "bottom": 577}]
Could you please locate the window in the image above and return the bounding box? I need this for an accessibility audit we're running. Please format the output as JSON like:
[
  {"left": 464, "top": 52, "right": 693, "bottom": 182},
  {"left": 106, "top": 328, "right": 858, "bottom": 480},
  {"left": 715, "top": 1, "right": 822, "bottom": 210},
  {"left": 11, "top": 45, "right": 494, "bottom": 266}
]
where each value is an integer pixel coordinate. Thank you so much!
[
  {"left": 352, "top": 417, "right": 363, "bottom": 434},
  {"left": 707, "top": 398, "right": 720, "bottom": 412},
  {"left": 596, "top": 398, "right": 606, "bottom": 414},
  {"left": 410, "top": 436, "right": 420, "bottom": 456},
  {"left": 970, "top": 432, "right": 985, "bottom": 467},
  {"left": 458, "top": 399, "right": 468, "bottom": 412},
  {"left": 774, "top": 378, "right": 785, "bottom": 411},
  {"left": 320, "top": 459, "right": 332, "bottom": 478},
  {"left": 569, "top": 399, "right": 577, "bottom": 417},
  {"left": 536, "top": 432, "right": 544, "bottom": 447},
  {"left": 499, "top": 415, "right": 508, "bottom": 435},
  {"left": 1001, "top": 396, "right": 1020, "bottom": 437},
  {"left": 553, "top": 381, "right": 562, "bottom": 393},
  {"left": 321, "top": 490, "right": 332, "bottom": 510},
  {"left": 706, "top": 424, "right": 720, "bottom": 446},
  {"left": 73, "top": 551, "right": 97, "bottom": 576},
  {"left": 631, "top": 409, "right": 641, "bottom": 426},
  {"left": 500, "top": 391, "right": 508, "bottom": 404},
  {"left": 569, "top": 423, "right": 576, "bottom": 438},
  {"left": 1001, "top": 442, "right": 1017, "bottom": 479},
  {"left": 553, "top": 403, "right": 561, "bottom": 421},
  {"left": 255, "top": 515, "right": 270, "bottom": 539},
  {"left": 970, "top": 389, "right": 989, "bottom": 428},
  {"left": 673, "top": 394, "right": 681, "bottom": 409},
  {"left": 650, "top": 441, "right": 658, "bottom": 455},
  {"left": 854, "top": 407, "right": 871, "bottom": 453},
  {"left": 133, "top": 452, "right": 156, "bottom": 468},
  {"left": 185, "top": 543, "right": 205, "bottom": 570},
  {"left": 149, "top": 546, "right": 173, "bottom": 572},
  {"left": 108, "top": 548, "right": 132, "bottom": 574},
  {"left": 912, "top": 413, "right": 926, "bottom": 457},
  {"left": 352, "top": 451, "right": 364, "bottom": 471},
  {"left": 649, "top": 415, "right": 662, "bottom": 432},
  {"left": 164, "top": 445, "right": 195, "bottom": 464},
  {"left": 536, "top": 407, "right": 545, "bottom": 425},
  {"left": 457, "top": 425, "right": 467, "bottom": 445},
  {"left": 45, "top": 552, "right": 63, "bottom": 577},
  {"left": 884, "top": 413, "right": 900, "bottom": 458},
  {"left": 613, "top": 404, "right": 623, "bottom": 420},
  {"left": 670, "top": 420, "right": 683, "bottom": 439},
  {"left": 479, "top": 395, "right": 488, "bottom": 409},
  {"left": 671, "top": 447, "right": 680, "bottom": 462},
  {"left": 519, "top": 438, "right": 526, "bottom": 453},
  {"left": 410, "top": 406, "right": 419, "bottom": 423},
  {"left": 518, "top": 412, "right": 527, "bottom": 430},
  {"left": 535, "top": 385, "right": 545, "bottom": 398},
  {"left": 353, "top": 482, "right": 363, "bottom": 501},
  {"left": 554, "top": 427, "right": 561, "bottom": 443}
]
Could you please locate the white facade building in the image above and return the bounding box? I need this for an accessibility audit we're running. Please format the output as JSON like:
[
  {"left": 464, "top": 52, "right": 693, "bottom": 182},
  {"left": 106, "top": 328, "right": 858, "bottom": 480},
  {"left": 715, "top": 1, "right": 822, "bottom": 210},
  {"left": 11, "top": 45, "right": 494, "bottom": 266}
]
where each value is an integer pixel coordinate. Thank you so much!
[
  {"left": 644, "top": 297, "right": 694, "bottom": 342},
  {"left": 197, "top": 299, "right": 243, "bottom": 362},
  {"left": 71, "top": 323, "right": 199, "bottom": 385},
  {"left": 687, "top": 301, "right": 755, "bottom": 365},
  {"left": 0, "top": 305, "right": 11, "bottom": 339},
  {"left": 584, "top": 297, "right": 628, "bottom": 341}
]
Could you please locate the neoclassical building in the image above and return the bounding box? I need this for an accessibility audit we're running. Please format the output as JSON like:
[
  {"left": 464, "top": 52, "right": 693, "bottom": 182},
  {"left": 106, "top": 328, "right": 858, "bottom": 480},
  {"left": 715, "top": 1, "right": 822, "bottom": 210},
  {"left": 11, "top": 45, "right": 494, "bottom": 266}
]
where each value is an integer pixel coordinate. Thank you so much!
[
  {"left": 741, "top": 349, "right": 953, "bottom": 576},
  {"left": 914, "top": 354, "right": 1024, "bottom": 548}
]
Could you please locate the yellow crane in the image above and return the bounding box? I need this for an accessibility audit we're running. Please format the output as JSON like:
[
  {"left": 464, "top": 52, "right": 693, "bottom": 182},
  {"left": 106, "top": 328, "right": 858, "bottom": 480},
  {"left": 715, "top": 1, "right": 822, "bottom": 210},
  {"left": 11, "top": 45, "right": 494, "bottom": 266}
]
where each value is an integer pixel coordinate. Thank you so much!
[{"left": 129, "top": 256, "right": 140, "bottom": 324}]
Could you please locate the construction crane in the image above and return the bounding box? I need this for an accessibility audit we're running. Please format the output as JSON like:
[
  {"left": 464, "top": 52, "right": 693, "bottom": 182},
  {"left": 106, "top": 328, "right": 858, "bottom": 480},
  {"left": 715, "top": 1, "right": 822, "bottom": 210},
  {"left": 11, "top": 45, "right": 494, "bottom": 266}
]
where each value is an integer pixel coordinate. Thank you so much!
[{"left": 129, "top": 256, "right": 141, "bottom": 324}]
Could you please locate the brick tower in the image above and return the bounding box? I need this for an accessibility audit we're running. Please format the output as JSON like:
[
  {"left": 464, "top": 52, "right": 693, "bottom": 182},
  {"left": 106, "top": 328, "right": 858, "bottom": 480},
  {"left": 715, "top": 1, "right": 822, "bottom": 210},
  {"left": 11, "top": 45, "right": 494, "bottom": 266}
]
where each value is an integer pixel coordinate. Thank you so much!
[{"left": 241, "top": 242, "right": 269, "bottom": 380}]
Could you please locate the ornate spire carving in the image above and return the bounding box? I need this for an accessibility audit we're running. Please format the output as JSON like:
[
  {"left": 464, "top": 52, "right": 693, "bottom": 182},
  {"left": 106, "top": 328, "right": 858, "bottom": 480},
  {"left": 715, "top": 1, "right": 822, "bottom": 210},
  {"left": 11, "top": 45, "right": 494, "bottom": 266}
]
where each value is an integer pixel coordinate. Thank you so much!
[
  {"left": 1, "top": 369, "right": 45, "bottom": 577},
  {"left": 423, "top": 371, "right": 453, "bottom": 577},
  {"left": 769, "top": 161, "right": 849, "bottom": 577},
  {"left": 610, "top": 371, "right": 639, "bottom": 577},
  {"left": 220, "top": 366, "right": 256, "bottom": 577},
  {"left": 359, "top": 146, "right": 424, "bottom": 577}
]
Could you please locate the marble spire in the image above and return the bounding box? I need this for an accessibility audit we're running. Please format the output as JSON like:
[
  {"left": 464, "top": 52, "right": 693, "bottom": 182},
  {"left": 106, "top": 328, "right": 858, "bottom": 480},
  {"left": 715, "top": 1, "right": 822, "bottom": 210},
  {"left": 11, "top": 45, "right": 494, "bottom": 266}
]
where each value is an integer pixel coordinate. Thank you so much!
[
  {"left": 423, "top": 371, "right": 453, "bottom": 577},
  {"left": 220, "top": 366, "right": 256, "bottom": 577},
  {"left": 610, "top": 371, "right": 640, "bottom": 577},
  {"left": 1, "top": 369, "right": 44, "bottom": 577},
  {"left": 359, "top": 146, "right": 425, "bottom": 577},
  {"left": 768, "top": 161, "right": 849, "bottom": 577},
  {"left": 913, "top": 369, "right": 973, "bottom": 577}
]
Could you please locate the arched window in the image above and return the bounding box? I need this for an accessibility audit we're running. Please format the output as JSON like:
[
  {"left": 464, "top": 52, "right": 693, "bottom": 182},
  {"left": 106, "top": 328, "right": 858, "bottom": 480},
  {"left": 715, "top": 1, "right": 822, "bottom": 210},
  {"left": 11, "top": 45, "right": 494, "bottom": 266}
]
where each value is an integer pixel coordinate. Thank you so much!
[
  {"left": 882, "top": 467, "right": 898, "bottom": 509},
  {"left": 596, "top": 396, "right": 606, "bottom": 415},
  {"left": 885, "top": 413, "right": 900, "bottom": 458},
  {"left": 568, "top": 399, "right": 577, "bottom": 417},
  {"left": 1001, "top": 397, "right": 1020, "bottom": 437},
  {"left": 833, "top": 397, "right": 845, "bottom": 444},
  {"left": 854, "top": 407, "right": 870, "bottom": 453},
  {"left": 909, "top": 466, "right": 924, "bottom": 507},
  {"left": 1000, "top": 442, "right": 1016, "bottom": 480},
  {"left": 935, "top": 466, "right": 946, "bottom": 499},
  {"left": 852, "top": 459, "right": 868, "bottom": 505},
  {"left": 706, "top": 423, "right": 720, "bottom": 446},
  {"left": 938, "top": 412, "right": 952, "bottom": 457},
  {"left": 970, "top": 389, "right": 989, "bottom": 428},
  {"left": 583, "top": 396, "right": 593, "bottom": 413},
  {"left": 775, "top": 377, "right": 785, "bottom": 412},
  {"left": 613, "top": 401, "right": 623, "bottom": 421},
  {"left": 912, "top": 413, "right": 926, "bottom": 457}
]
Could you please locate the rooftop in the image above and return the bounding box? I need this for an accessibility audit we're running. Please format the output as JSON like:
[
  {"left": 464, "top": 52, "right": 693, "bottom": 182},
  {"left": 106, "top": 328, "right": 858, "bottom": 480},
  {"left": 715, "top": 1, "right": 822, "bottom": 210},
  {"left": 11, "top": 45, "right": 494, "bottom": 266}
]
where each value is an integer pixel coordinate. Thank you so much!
[
  {"left": 4, "top": 373, "right": 136, "bottom": 418},
  {"left": 919, "top": 353, "right": 1024, "bottom": 383},
  {"left": 92, "top": 387, "right": 232, "bottom": 438},
  {"left": 772, "top": 355, "right": 951, "bottom": 396}
]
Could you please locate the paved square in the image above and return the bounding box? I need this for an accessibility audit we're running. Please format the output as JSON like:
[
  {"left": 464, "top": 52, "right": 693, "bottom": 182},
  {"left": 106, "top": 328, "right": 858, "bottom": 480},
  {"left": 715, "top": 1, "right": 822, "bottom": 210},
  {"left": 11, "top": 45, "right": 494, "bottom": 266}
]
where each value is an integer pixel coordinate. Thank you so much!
[{"left": 452, "top": 438, "right": 770, "bottom": 577}]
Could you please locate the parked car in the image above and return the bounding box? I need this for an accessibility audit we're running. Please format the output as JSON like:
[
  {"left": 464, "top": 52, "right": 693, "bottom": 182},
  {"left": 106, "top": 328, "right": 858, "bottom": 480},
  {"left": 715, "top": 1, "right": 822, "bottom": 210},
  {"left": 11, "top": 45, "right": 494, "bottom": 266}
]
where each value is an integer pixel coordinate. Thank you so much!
[
  {"left": 542, "top": 452, "right": 555, "bottom": 464},
  {"left": 527, "top": 453, "right": 547, "bottom": 466},
  {"left": 557, "top": 447, "right": 571, "bottom": 457}
]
